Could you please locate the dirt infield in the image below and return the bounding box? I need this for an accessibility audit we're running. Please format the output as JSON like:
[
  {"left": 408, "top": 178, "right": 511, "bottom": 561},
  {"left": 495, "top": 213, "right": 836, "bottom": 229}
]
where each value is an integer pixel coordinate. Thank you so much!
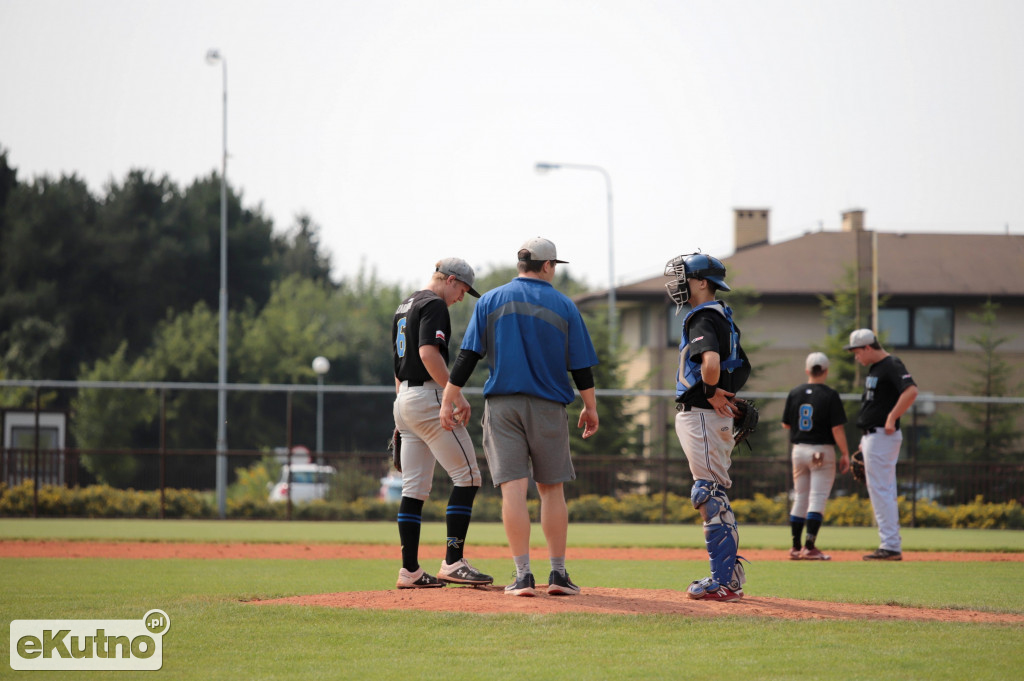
[{"left": 5, "top": 540, "right": 1023, "bottom": 624}]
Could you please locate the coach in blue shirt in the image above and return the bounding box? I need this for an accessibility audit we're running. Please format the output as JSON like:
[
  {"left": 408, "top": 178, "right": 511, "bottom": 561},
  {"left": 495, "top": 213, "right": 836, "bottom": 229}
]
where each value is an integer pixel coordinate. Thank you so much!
[{"left": 441, "top": 237, "right": 599, "bottom": 597}]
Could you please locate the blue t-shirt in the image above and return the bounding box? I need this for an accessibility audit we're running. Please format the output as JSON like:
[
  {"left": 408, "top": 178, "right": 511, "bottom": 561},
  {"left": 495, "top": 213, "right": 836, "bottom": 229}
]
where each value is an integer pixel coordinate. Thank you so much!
[{"left": 460, "top": 277, "right": 598, "bottom": 404}]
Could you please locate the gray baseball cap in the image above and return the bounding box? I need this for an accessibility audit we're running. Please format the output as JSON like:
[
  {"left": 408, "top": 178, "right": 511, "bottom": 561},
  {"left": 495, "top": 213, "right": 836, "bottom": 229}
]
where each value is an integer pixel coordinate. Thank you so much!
[
  {"left": 805, "top": 351, "right": 830, "bottom": 371},
  {"left": 518, "top": 237, "right": 568, "bottom": 263},
  {"left": 436, "top": 257, "right": 480, "bottom": 297},
  {"left": 843, "top": 328, "right": 877, "bottom": 350}
]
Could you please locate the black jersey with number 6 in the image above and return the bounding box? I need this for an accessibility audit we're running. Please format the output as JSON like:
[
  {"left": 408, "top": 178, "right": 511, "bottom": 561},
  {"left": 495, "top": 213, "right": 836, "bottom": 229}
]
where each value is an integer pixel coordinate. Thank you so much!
[{"left": 392, "top": 290, "right": 451, "bottom": 384}]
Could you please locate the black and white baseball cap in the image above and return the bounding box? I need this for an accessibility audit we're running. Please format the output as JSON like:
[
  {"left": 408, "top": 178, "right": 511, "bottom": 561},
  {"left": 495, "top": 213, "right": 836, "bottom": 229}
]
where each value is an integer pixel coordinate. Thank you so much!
[
  {"left": 436, "top": 257, "right": 480, "bottom": 298},
  {"left": 843, "top": 328, "right": 877, "bottom": 350},
  {"left": 518, "top": 237, "right": 568, "bottom": 263}
]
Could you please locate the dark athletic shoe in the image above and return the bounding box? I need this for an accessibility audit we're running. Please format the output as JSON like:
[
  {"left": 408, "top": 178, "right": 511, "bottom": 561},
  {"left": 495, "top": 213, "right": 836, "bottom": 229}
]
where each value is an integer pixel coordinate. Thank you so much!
[
  {"left": 504, "top": 572, "right": 536, "bottom": 597},
  {"left": 862, "top": 548, "right": 902, "bottom": 561},
  {"left": 396, "top": 567, "right": 445, "bottom": 589},
  {"left": 546, "top": 570, "right": 581, "bottom": 596}
]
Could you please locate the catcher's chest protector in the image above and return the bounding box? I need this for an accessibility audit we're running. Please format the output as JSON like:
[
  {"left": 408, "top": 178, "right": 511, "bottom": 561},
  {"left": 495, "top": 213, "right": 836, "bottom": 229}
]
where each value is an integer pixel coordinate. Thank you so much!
[{"left": 677, "top": 301, "right": 743, "bottom": 392}]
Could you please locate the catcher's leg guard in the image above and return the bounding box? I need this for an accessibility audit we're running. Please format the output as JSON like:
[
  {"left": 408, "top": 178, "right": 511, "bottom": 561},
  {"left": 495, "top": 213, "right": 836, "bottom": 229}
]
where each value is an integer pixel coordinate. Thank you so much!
[{"left": 691, "top": 481, "right": 745, "bottom": 591}]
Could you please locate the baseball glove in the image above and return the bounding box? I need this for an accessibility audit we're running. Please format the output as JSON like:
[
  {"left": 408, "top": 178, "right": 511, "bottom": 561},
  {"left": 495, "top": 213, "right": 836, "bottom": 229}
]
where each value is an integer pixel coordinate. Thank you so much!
[
  {"left": 387, "top": 427, "right": 402, "bottom": 472},
  {"left": 850, "top": 449, "right": 865, "bottom": 483},
  {"left": 731, "top": 398, "right": 759, "bottom": 448}
]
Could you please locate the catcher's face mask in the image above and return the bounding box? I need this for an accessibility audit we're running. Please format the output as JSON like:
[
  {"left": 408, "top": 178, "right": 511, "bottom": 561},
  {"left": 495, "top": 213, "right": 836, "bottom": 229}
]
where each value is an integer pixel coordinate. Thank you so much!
[{"left": 664, "top": 255, "right": 692, "bottom": 313}]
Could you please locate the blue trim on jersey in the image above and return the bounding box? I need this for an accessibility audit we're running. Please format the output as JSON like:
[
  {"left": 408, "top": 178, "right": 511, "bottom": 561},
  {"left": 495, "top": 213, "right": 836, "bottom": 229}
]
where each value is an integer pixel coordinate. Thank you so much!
[
  {"left": 461, "top": 277, "right": 598, "bottom": 404},
  {"left": 676, "top": 301, "right": 742, "bottom": 398}
]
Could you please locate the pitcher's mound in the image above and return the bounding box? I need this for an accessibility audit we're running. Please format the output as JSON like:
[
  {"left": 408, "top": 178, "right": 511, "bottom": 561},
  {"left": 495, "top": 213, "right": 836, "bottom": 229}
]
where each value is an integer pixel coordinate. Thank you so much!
[{"left": 253, "top": 586, "right": 1024, "bottom": 624}]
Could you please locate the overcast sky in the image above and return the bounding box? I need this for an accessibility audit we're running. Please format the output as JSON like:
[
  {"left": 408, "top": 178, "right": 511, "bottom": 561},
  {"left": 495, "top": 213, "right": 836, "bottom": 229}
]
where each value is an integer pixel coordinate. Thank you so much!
[{"left": 2, "top": 0, "right": 1022, "bottom": 293}]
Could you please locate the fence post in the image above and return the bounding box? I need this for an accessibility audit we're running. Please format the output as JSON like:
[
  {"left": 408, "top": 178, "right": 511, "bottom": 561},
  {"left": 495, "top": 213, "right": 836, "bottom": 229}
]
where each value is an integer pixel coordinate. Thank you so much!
[
  {"left": 910, "top": 403, "right": 918, "bottom": 527},
  {"left": 660, "top": 422, "right": 669, "bottom": 523},
  {"left": 159, "top": 389, "right": 167, "bottom": 520},
  {"left": 33, "top": 387, "right": 40, "bottom": 518},
  {"left": 286, "top": 391, "right": 293, "bottom": 522}
]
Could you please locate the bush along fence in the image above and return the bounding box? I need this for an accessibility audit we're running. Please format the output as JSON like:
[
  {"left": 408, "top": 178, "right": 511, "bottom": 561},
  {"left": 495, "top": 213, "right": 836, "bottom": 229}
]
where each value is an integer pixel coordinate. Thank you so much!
[{"left": 1, "top": 481, "right": 1022, "bottom": 529}]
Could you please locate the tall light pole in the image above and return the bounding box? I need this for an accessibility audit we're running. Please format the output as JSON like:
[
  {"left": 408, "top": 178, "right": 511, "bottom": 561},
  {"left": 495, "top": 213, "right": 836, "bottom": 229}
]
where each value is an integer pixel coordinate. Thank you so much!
[
  {"left": 535, "top": 162, "right": 616, "bottom": 349},
  {"left": 206, "top": 49, "right": 228, "bottom": 518},
  {"left": 312, "top": 356, "right": 330, "bottom": 468}
]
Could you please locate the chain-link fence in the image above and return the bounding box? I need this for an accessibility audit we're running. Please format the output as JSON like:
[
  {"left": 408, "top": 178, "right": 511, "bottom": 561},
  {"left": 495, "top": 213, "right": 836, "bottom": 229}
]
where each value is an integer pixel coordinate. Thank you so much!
[{"left": 3, "top": 380, "right": 1022, "bottom": 520}]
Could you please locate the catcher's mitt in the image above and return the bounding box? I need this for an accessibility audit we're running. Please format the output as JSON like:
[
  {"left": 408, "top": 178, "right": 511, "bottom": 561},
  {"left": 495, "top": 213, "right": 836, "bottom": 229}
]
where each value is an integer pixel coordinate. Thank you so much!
[
  {"left": 731, "top": 398, "right": 759, "bottom": 448},
  {"left": 850, "top": 449, "right": 865, "bottom": 483},
  {"left": 387, "top": 427, "right": 402, "bottom": 472}
]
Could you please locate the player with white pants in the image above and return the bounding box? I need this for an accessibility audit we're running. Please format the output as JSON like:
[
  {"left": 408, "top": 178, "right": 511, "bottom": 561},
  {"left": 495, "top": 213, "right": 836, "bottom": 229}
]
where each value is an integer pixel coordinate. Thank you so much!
[
  {"left": 390, "top": 258, "right": 493, "bottom": 589},
  {"left": 845, "top": 329, "right": 918, "bottom": 561},
  {"left": 781, "top": 352, "right": 851, "bottom": 560},
  {"left": 665, "top": 252, "right": 752, "bottom": 602}
]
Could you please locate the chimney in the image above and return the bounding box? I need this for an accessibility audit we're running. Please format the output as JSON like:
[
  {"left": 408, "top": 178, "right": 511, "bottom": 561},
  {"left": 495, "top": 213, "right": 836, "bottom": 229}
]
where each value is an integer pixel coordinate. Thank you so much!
[
  {"left": 841, "top": 209, "right": 865, "bottom": 232},
  {"left": 733, "top": 208, "right": 769, "bottom": 250}
]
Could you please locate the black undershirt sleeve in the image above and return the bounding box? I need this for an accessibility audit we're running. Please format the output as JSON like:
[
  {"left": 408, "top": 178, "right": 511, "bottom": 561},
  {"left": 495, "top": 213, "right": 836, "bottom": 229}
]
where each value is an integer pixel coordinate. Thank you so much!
[
  {"left": 449, "top": 349, "right": 482, "bottom": 387},
  {"left": 571, "top": 367, "right": 595, "bottom": 391}
]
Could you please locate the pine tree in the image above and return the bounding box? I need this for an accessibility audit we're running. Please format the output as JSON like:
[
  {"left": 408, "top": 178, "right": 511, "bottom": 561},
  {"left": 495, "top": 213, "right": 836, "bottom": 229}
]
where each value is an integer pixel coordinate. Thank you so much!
[{"left": 921, "top": 300, "right": 1022, "bottom": 462}]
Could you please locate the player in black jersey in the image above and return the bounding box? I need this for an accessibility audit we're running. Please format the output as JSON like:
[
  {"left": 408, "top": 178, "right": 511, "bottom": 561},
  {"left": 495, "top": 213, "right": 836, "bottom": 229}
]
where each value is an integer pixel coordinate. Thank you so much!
[
  {"left": 845, "top": 329, "right": 918, "bottom": 561},
  {"left": 391, "top": 257, "right": 492, "bottom": 589},
  {"left": 781, "top": 352, "right": 851, "bottom": 560}
]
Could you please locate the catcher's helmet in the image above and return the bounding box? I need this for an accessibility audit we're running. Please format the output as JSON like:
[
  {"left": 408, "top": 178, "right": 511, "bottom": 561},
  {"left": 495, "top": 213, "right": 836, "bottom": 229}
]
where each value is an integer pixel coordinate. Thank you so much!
[{"left": 664, "top": 252, "right": 731, "bottom": 309}]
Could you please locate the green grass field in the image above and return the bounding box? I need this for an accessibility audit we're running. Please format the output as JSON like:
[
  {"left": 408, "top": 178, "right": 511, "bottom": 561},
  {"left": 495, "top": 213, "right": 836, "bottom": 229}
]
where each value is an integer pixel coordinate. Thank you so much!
[{"left": 3, "top": 519, "right": 1023, "bottom": 680}]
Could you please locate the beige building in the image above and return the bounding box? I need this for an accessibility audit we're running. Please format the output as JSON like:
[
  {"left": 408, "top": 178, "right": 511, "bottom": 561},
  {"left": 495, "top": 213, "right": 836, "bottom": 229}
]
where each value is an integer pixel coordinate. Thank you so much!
[{"left": 578, "top": 209, "right": 1024, "bottom": 459}]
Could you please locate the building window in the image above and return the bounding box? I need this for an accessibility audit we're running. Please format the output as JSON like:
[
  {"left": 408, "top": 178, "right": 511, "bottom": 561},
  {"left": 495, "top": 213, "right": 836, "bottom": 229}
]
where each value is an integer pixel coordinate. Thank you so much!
[
  {"left": 914, "top": 307, "right": 953, "bottom": 348},
  {"left": 878, "top": 309, "right": 910, "bottom": 346},
  {"left": 639, "top": 306, "right": 650, "bottom": 347},
  {"left": 878, "top": 306, "right": 953, "bottom": 349}
]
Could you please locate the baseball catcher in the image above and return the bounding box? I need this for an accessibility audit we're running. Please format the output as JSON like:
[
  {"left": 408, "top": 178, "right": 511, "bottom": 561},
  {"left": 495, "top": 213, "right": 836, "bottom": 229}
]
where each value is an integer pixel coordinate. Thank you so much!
[{"left": 664, "top": 252, "right": 752, "bottom": 602}]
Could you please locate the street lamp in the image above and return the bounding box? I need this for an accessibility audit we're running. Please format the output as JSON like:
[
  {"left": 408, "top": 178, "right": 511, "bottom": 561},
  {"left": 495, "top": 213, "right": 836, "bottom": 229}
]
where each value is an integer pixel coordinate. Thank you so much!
[
  {"left": 206, "top": 48, "right": 229, "bottom": 518},
  {"left": 312, "top": 356, "right": 330, "bottom": 467},
  {"left": 535, "top": 162, "right": 616, "bottom": 349}
]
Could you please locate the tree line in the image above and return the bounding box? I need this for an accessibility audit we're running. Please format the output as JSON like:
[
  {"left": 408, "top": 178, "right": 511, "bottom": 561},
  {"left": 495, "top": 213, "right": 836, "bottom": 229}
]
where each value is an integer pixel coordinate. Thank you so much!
[
  {"left": 0, "top": 147, "right": 637, "bottom": 487},
  {"left": 2, "top": 145, "right": 1016, "bottom": 489}
]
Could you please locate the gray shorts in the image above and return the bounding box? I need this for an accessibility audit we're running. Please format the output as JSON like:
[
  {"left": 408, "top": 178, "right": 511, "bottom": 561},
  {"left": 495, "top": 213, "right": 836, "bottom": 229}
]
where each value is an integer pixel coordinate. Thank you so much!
[{"left": 482, "top": 394, "right": 575, "bottom": 486}]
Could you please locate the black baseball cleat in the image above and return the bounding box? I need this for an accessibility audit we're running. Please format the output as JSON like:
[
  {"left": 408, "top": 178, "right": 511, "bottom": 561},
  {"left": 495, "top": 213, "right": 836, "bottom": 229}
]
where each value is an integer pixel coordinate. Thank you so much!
[{"left": 862, "top": 548, "right": 902, "bottom": 561}]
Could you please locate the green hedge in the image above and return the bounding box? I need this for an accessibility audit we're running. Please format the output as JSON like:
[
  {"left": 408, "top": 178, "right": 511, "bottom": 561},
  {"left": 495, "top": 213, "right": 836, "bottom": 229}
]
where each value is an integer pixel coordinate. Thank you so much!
[{"left": 1, "top": 481, "right": 1021, "bottom": 529}]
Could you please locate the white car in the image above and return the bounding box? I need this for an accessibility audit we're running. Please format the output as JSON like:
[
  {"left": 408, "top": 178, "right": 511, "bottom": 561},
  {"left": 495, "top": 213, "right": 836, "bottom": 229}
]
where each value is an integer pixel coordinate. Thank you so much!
[
  {"left": 268, "top": 463, "right": 336, "bottom": 503},
  {"left": 379, "top": 472, "right": 403, "bottom": 502}
]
